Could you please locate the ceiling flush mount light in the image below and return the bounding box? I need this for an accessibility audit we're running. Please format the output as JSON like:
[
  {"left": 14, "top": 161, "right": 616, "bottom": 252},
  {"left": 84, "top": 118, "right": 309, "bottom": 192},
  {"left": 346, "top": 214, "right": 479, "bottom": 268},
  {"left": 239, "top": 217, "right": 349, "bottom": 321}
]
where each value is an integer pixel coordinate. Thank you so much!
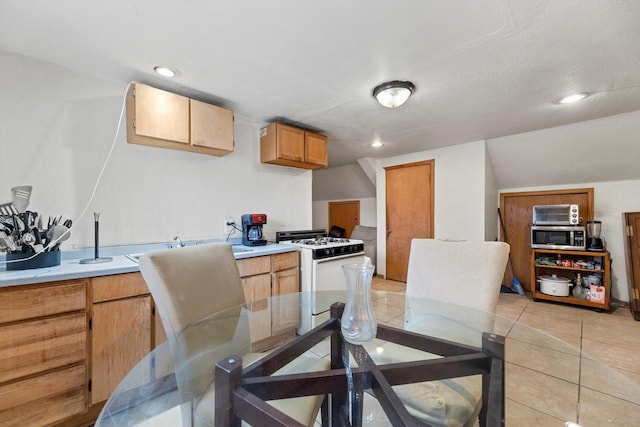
[
  {"left": 371, "top": 140, "right": 383, "bottom": 148},
  {"left": 154, "top": 66, "right": 178, "bottom": 78},
  {"left": 558, "top": 93, "right": 590, "bottom": 104},
  {"left": 373, "top": 80, "right": 415, "bottom": 108}
]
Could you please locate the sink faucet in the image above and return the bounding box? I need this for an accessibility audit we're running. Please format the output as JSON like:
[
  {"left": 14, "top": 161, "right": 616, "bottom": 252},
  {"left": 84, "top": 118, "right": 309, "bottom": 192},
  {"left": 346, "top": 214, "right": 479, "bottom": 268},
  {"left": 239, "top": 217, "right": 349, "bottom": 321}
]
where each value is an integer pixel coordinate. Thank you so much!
[{"left": 174, "top": 236, "right": 186, "bottom": 248}]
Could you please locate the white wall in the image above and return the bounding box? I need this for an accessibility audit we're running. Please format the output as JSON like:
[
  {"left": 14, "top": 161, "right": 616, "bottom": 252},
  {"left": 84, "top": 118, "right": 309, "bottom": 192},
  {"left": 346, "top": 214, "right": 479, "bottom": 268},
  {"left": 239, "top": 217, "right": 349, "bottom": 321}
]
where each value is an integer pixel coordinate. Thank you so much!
[
  {"left": 376, "top": 140, "right": 488, "bottom": 276},
  {"left": 484, "top": 145, "right": 499, "bottom": 241},
  {"left": 312, "top": 198, "right": 377, "bottom": 230},
  {"left": 0, "top": 50, "right": 312, "bottom": 249},
  {"left": 312, "top": 163, "right": 375, "bottom": 201},
  {"left": 501, "top": 180, "right": 640, "bottom": 302}
]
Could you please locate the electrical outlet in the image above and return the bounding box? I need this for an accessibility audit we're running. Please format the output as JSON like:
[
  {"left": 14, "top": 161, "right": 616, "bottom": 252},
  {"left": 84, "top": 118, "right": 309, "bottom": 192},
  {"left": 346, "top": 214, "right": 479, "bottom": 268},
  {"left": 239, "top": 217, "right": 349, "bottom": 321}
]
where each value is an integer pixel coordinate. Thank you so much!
[{"left": 224, "top": 218, "right": 235, "bottom": 235}]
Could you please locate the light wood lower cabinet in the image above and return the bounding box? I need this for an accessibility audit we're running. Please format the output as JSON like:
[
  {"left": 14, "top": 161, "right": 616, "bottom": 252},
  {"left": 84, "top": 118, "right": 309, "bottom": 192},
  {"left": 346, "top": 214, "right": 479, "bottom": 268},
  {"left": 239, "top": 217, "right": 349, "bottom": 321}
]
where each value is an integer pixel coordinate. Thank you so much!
[
  {"left": 90, "top": 273, "right": 157, "bottom": 405},
  {"left": 91, "top": 296, "right": 152, "bottom": 404},
  {"left": 0, "top": 273, "right": 164, "bottom": 426},
  {"left": 237, "top": 251, "right": 301, "bottom": 351},
  {"left": 272, "top": 268, "right": 300, "bottom": 334},
  {"left": 0, "top": 253, "right": 299, "bottom": 425},
  {"left": 0, "top": 280, "right": 88, "bottom": 427}
]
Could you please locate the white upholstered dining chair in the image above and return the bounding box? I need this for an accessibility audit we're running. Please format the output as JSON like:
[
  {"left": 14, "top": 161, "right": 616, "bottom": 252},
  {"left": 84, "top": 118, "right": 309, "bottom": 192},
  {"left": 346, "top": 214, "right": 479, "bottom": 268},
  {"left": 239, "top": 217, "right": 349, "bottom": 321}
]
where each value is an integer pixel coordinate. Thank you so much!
[
  {"left": 406, "top": 239, "right": 510, "bottom": 314},
  {"left": 139, "top": 243, "right": 328, "bottom": 427},
  {"left": 372, "top": 238, "right": 510, "bottom": 426}
]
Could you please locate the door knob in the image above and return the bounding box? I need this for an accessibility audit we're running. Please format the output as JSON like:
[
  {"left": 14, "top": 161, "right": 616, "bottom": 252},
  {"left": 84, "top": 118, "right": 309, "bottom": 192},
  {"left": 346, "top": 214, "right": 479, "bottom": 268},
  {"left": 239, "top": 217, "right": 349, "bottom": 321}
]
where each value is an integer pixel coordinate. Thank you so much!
[{"left": 387, "top": 230, "right": 392, "bottom": 235}]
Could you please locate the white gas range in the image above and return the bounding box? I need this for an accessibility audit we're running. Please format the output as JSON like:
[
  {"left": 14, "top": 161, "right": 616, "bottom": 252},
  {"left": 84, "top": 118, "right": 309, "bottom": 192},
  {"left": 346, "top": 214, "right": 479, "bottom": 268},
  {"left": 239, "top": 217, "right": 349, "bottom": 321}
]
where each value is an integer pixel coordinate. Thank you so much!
[{"left": 276, "top": 229, "right": 366, "bottom": 332}]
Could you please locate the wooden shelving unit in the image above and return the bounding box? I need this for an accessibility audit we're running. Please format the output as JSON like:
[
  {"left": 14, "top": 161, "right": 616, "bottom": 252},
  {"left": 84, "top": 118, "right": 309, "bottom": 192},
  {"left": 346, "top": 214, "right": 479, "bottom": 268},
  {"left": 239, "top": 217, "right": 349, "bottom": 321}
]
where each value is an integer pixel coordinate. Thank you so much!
[{"left": 531, "top": 248, "right": 611, "bottom": 311}]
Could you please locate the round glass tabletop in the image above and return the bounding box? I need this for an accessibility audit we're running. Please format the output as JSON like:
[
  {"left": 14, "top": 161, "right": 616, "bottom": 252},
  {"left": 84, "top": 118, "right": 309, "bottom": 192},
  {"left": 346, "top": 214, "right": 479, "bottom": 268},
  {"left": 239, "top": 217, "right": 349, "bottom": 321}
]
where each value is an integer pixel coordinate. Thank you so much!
[{"left": 96, "top": 291, "right": 640, "bottom": 427}]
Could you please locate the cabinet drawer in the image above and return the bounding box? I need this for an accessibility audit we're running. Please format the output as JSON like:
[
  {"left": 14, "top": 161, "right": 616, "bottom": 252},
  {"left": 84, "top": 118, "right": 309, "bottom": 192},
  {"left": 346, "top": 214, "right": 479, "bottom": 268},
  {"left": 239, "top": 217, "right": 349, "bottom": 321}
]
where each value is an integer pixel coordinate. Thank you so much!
[
  {"left": 0, "top": 387, "right": 86, "bottom": 427},
  {"left": 237, "top": 255, "right": 271, "bottom": 277},
  {"left": 272, "top": 251, "right": 299, "bottom": 272},
  {"left": 0, "top": 312, "right": 87, "bottom": 383},
  {"left": 92, "top": 272, "right": 149, "bottom": 303},
  {"left": 0, "top": 363, "right": 86, "bottom": 413},
  {"left": 0, "top": 280, "right": 87, "bottom": 324}
]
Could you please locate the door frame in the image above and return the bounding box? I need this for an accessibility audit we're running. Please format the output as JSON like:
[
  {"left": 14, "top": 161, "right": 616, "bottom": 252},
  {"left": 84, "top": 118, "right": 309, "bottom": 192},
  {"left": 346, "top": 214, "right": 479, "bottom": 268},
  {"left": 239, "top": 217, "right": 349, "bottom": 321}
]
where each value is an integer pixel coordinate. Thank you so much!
[{"left": 623, "top": 212, "right": 640, "bottom": 320}]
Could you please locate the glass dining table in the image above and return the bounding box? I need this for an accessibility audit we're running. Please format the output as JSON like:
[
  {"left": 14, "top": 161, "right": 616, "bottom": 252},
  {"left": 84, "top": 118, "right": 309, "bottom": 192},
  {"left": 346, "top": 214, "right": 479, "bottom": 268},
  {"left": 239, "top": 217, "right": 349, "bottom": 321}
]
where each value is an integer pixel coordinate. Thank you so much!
[{"left": 95, "top": 291, "right": 639, "bottom": 427}]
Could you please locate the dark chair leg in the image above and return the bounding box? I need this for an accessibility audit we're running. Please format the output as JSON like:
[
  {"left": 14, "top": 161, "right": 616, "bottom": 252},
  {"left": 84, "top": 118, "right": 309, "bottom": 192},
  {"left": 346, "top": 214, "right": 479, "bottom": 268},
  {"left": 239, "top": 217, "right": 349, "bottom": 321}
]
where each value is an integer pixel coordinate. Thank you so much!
[{"left": 321, "top": 396, "right": 329, "bottom": 426}]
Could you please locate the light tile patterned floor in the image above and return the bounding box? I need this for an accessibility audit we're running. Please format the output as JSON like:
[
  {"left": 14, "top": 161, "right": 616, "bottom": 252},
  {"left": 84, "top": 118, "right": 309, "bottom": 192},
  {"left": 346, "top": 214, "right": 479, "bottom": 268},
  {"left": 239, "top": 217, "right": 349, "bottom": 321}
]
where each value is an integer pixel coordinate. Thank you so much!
[{"left": 371, "top": 276, "right": 640, "bottom": 426}]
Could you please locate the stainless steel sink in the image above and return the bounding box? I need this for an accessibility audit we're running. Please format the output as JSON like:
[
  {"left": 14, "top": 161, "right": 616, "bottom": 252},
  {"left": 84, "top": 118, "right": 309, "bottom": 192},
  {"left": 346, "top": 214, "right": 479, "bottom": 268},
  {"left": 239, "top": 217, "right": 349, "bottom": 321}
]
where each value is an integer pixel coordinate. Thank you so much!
[
  {"left": 126, "top": 246, "right": 251, "bottom": 262},
  {"left": 125, "top": 253, "right": 144, "bottom": 263}
]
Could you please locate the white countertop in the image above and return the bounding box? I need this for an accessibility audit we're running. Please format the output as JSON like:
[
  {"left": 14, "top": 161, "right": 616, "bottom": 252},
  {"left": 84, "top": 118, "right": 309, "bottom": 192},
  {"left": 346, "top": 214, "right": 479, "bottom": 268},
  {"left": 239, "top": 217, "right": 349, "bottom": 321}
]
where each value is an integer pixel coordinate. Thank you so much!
[{"left": 0, "top": 239, "right": 299, "bottom": 288}]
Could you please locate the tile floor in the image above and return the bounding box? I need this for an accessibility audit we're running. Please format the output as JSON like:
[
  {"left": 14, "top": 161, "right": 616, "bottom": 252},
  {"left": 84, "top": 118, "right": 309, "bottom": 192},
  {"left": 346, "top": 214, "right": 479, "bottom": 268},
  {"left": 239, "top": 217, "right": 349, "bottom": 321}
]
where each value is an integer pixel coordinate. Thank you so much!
[{"left": 370, "top": 276, "right": 640, "bottom": 426}]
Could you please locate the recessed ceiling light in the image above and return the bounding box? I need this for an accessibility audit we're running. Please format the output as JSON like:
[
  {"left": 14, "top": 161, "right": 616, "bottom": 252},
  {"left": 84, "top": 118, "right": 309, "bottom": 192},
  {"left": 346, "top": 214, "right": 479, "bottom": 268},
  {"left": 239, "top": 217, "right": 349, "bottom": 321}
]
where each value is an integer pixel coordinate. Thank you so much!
[
  {"left": 372, "top": 80, "right": 415, "bottom": 108},
  {"left": 371, "top": 140, "right": 383, "bottom": 148},
  {"left": 558, "top": 93, "right": 590, "bottom": 104},
  {"left": 154, "top": 66, "right": 178, "bottom": 78}
]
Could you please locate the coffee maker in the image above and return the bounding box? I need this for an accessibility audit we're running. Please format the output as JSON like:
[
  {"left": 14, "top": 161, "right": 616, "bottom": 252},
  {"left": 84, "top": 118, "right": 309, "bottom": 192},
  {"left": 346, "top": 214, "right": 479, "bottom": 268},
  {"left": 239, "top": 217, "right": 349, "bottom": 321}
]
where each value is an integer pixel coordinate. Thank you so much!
[
  {"left": 586, "top": 220, "right": 605, "bottom": 251},
  {"left": 241, "top": 214, "right": 267, "bottom": 246}
]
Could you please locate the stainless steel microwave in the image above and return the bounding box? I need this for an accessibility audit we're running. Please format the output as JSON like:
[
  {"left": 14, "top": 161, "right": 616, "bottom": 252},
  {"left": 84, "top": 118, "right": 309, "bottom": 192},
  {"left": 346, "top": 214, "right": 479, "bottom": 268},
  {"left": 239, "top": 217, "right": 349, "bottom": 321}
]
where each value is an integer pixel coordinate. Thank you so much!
[
  {"left": 531, "top": 225, "right": 586, "bottom": 251},
  {"left": 533, "top": 204, "right": 580, "bottom": 225}
]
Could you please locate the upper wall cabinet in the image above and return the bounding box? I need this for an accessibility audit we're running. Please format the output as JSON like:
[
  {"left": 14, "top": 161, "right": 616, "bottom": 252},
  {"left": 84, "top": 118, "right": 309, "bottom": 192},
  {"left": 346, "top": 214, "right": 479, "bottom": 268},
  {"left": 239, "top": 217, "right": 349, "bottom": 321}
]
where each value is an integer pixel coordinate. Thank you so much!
[
  {"left": 260, "top": 122, "right": 328, "bottom": 169},
  {"left": 126, "top": 82, "right": 234, "bottom": 157}
]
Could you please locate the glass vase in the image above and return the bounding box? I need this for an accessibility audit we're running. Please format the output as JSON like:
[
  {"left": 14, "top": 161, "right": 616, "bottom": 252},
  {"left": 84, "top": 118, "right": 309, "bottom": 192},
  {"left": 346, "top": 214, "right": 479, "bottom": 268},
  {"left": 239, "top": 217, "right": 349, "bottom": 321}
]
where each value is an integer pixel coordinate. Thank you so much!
[{"left": 341, "top": 263, "right": 377, "bottom": 345}]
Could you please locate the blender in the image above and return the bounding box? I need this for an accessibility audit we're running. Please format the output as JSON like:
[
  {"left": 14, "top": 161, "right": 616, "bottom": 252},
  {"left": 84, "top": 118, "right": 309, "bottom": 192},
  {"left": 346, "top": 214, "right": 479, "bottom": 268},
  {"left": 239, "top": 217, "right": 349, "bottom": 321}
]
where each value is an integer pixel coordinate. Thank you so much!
[{"left": 586, "top": 220, "right": 605, "bottom": 251}]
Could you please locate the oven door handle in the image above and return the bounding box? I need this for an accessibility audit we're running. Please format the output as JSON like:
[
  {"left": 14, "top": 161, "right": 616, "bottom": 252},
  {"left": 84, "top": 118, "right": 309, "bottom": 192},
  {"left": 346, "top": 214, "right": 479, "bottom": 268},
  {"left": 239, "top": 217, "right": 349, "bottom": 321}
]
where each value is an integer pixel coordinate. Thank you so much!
[{"left": 315, "top": 251, "right": 365, "bottom": 263}]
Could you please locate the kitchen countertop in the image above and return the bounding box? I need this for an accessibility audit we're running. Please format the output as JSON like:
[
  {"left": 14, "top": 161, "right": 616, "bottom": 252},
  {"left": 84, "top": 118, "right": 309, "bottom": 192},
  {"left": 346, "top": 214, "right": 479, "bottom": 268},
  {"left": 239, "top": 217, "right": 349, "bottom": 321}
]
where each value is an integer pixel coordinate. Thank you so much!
[{"left": 0, "top": 239, "right": 300, "bottom": 288}]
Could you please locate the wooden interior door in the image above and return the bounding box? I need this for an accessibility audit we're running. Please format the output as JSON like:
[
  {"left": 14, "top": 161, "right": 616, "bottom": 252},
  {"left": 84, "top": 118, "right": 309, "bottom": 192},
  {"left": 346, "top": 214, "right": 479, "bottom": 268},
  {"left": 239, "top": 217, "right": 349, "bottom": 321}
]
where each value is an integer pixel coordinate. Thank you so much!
[
  {"left": 623, "top": 212, "right": 640, "bottom": 320},
  {"left": 385, "top": 160, "right": 434, "bottom": 282},
  {"left": 328, "top": 201, "right": 360, "bottom": 237},
  {"left": 500, "top": 188, "right": 594, "bottom": 292}
]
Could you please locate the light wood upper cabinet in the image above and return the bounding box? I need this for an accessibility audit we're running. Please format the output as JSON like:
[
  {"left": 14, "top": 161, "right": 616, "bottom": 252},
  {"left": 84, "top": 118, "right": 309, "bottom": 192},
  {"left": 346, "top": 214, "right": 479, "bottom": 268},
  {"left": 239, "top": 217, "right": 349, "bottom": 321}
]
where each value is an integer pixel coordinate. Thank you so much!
[
  {"left": 191, "top": 98, "right": 234, "bottom": 152},
  {"left": 275, "top": 124, "right": 305, "bottom": 162},
  {"left": 127, "top": 82, "right": 233, "bottom": 157},
  {"left": 304, "top": 130, "right": 328, "bottom": 167},
  {"left": 129, "top": 83, "right": 190, "bottom": 144},
  {"left": 260, "top": 122, "right": 328, "bottom": 169}
]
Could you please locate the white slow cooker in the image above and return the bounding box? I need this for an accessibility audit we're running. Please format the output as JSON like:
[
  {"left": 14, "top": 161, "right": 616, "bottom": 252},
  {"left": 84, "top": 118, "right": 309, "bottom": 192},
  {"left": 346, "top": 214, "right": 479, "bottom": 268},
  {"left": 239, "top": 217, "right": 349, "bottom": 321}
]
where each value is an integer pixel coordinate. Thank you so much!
[{"left": 538, "top": 274, "right": 571, "bottom": 296}]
